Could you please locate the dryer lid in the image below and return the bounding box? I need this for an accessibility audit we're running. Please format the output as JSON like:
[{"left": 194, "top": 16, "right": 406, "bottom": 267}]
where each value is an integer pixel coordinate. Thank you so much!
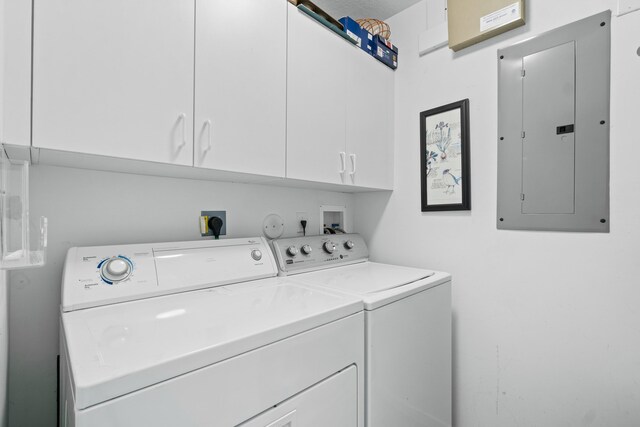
[{"left": 62, "top": 278, "right": 362, "bottom": 410}]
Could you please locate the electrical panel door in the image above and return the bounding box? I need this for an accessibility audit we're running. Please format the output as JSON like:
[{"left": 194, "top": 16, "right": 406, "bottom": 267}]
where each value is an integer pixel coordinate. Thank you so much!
[
  {"left": 497, "top": 11, "right": 610, "bottom": 232},
  {"left": 521, "top": 41, "right": 576, "bottom": 215}
]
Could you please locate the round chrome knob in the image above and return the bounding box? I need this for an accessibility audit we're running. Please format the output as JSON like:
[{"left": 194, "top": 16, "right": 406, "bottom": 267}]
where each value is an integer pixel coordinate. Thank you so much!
[
  {"left": 323, "top": 241, "right": 336, "bottom": 254},
  {"left": 301, "top": 244, "right": 312, "bottom": 255},
  {"left": 251, "top": 249, "right": 262, "bottom": 261},
  {"left": 287, "top": 246, "right": 299, "bottom": 257},
  {"left": 344, "top": 240, "right": 355, "bottom": 250}
]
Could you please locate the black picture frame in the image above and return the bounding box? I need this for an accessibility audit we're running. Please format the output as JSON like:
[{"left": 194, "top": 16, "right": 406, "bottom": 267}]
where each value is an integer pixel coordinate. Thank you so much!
[{"left": 420, "top": 99, "right": 471, "bottom": 212}]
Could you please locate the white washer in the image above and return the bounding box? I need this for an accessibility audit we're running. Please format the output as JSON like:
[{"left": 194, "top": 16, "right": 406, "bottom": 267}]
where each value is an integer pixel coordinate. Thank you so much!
[
  {"left": 272, "top": 234, "right": 452, "bottom": 427},
  {"left": 60, "top": 237, "right": 365, "bottom": 427}
]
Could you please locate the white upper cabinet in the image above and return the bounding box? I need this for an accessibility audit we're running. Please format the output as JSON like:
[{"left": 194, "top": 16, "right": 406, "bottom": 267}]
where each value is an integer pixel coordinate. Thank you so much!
[
  {"left": 194, "top": 0, "right": 286, "bottom": 177},
  {"left": 1, "top": 0, "right": 32, "bottom": 147},
  {"left": 346, "top": 52, "right": 394, "bottom": 190},
  {"left": 32, "top": 0, "right": 195, "bottom": 166},
  {"left": 26, "top": 0, "right": 394, "bottom": 190},
  {"left": 286, "top": 4, "right": 394, "bottom": 189},
  {"left": 286, "top": 6, "right": 349, "bottom": 186}
]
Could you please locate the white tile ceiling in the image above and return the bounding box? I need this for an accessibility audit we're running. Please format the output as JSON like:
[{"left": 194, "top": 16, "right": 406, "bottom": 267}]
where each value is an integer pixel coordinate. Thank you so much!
[{"left": 313, "top": 0, "right": 422, "bottom": 21}]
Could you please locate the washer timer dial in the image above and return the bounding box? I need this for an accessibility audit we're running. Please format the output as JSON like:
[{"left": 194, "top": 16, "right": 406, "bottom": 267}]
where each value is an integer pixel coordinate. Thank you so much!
[{"left": 323, "top": 242, "right": 336, "bottom": 254}]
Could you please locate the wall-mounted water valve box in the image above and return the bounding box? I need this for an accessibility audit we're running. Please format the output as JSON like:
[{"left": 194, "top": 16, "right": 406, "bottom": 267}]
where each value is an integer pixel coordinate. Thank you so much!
[{"left": 497, "top": 11, "right": 610, "bottom": 232}]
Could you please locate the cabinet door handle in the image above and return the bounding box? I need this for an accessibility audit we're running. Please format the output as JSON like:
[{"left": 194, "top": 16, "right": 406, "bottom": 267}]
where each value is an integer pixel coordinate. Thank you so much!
[
  {"left": 178, "top": 113, "right": 187, "bottom": 149},
  {"left": 203, "top": 120, "right": 212, "bottom": 155},
  {"left": 349, "top": 153, "right": 357, "bottom": 176},
  {"left": 339, "top": 152, "right": 346, "bottom": 174}
]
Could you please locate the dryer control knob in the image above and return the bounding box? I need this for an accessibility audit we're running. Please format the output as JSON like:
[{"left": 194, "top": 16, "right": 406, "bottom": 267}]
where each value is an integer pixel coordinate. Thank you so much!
[
  {"left": 101, "top": 257, "right": 132, "bottom": 283},
  {"left": 323, "top": 242, "right": 336, "bottom": 254},
  {"left": 301, "top": 245, "right": 312, "bottom": 255},
  {"left": 106, "top": 258, "right": 129, "bottom": 276},
  {"left": 344, "top": 240, "right": 355, "bottom": 250},
  {"left": 251, "top": 250, "right": 263, "bottom": 261},
  {"left": 287, "top": 246, "right": 299, "bottom": 257}
]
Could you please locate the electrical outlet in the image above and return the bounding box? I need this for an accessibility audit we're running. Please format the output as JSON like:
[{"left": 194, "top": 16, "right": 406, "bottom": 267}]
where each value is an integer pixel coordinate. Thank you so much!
[
  {"left": 296, "top": 212, "right": 308, "bottom": 234},
  {"left": 200, "top": 210, "right": 227, "bottom": 237}
]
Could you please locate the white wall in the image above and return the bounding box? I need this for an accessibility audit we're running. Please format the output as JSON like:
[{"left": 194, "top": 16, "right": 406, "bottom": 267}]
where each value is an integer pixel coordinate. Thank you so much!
[
  {"left": 355, "top": 1, "right": 640, "bottom": 426},
  {"left": 7, "top": 165, "right": 354, "bottom": 426}
]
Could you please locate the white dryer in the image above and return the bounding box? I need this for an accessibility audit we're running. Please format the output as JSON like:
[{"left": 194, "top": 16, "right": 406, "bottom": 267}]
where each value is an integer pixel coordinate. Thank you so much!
[
  {"left": 60, "top": 237, "right": 364, "bottom": 427},
  {"left": 271, "top": 234, "right": 452, "bottom": 427}
]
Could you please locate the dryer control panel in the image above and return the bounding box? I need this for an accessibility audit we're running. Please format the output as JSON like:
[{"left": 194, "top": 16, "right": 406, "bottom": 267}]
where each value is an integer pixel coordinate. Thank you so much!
[
  {"left": 271, "top": 233, "right": 369, "bottom": 275},
  {"left": 62, "top": 237, "right": 277, "bottom": 312}
]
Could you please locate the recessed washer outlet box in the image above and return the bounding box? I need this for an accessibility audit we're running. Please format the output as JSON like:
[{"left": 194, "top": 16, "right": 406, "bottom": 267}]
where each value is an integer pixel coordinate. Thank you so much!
[{"left": 200, "top": 210, "right": 227, "bottom": 237}]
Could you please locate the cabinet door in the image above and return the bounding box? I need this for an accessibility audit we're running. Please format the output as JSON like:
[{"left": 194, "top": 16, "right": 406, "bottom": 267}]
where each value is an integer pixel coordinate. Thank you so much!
[
  {"left": 1, "top": 0, "right": 32, "bottom": 146},
  {"left": 346, "top": 53, "right": 394, "bottom": 190},
  {"left": 194, "top": 0, "right": 286, "bottom": 177},
  {"left": 287, "top": 6, "right": 348, "bottom": 185},
  {"left": 32, "top": 0, "right": 194, "bottom": 166}
]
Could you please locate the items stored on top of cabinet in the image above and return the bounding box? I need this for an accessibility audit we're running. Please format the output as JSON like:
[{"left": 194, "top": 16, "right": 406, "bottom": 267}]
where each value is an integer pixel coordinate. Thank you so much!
[
  {"left": 356, "top": 18, "right": 391, "bottom": 40},
  {"left": 497, "top": 11, "right": 610, "bottom": 232},
  {"left": 448, "top": 0, "right": 525, "bottom": 51},
  {"left": 341, "top": 16, "right": 398, "bottom": 70},
  {"left": 287, "top": 0, "right": 344, "bottom": 30},
  {"left": 297, "top": 4, "right": 356, "bottom": 44},
  {"left": 291, "top": 0, "right": 399, "bottom": 71}
]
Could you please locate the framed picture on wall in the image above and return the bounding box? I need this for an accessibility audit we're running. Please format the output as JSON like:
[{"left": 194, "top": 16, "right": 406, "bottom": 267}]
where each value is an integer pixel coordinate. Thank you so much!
[{"left": 420, "top": 99, "right": 471, "bottom": 212}]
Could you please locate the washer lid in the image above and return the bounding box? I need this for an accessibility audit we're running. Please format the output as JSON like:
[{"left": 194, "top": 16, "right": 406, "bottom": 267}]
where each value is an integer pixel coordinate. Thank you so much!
[
  {"left": 292, "top": 262, "right": 451, "bottom": 310},
  {"left": 62, "top": 278, "right": 362, "bottom": 410}
]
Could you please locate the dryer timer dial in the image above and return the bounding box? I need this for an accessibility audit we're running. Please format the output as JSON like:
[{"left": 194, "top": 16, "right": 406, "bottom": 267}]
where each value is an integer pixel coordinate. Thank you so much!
[{"left": 100, "top": 256, "right": 133, "bottom": 284}]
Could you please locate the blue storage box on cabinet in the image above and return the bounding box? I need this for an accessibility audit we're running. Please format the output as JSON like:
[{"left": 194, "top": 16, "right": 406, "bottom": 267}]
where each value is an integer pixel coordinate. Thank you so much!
[
  {"left": 373, "top": 35, "right": 398, "bottom": 70},
  {"left": 339, "top": 16, "right": 375, "bottom": 55}
]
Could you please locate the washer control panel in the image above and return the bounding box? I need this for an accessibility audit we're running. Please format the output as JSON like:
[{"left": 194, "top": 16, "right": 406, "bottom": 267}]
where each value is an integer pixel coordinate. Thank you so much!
[{"left": 271, "top": 233, "right": 369, "bottom": 275}]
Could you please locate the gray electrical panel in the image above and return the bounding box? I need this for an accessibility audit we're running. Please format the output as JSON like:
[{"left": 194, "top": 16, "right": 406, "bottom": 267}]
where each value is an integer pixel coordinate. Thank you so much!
[{"left": 497, "top": 11, "right": 610, "bottom": 232}]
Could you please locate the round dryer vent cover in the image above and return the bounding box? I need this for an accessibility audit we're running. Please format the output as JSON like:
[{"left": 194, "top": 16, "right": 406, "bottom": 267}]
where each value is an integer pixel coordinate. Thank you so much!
[{"left": 262, "top": 213, "right": 284, "bottom": 239}]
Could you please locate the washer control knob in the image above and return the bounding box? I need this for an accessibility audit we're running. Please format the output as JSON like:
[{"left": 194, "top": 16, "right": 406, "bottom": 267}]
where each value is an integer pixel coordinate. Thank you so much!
[
  {"left": 344, "top": 240, "right": 355, "bottom": 250},
  {"left": 287, "top": 246, "right": 299, "bottom": 257},
  {"left": 106, "top": 258, "right": 129, "bottom": 277},
  {"left": 251, "top": 249, "right": 263, "bottom": 261},
  {"left": 323, "top": 241, "right": 336, "bottom": 254},
  {"left": 301, "top": 245, "right": 312, "bottom": 255}
]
